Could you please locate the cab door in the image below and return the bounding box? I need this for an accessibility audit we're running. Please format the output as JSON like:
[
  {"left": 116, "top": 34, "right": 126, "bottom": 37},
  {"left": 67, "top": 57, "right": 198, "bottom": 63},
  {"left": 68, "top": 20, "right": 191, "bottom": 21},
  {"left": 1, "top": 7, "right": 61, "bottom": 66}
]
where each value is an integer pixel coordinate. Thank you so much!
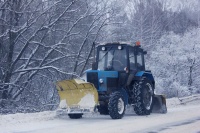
[{"left": 136, "top": 48, "right": 145, "bottom": 71}]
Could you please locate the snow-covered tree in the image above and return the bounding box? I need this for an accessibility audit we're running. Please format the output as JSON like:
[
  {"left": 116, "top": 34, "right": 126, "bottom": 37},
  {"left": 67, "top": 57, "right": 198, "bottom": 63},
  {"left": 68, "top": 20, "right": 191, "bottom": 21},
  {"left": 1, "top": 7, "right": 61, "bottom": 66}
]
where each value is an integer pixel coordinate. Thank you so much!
[
  {"left": 147, "top": 29, "right": 200, "bottom": 97},
  {"left": 0, "top": 0, "right": 111, "bottom": 113}
]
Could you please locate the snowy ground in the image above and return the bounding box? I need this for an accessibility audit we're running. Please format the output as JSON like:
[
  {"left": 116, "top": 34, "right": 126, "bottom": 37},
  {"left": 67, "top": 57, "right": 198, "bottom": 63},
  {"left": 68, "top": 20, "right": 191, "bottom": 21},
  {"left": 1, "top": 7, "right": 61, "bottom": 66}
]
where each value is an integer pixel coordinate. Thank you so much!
[{"left": 1, "top": 94, "right": 200, "bottom": 133}]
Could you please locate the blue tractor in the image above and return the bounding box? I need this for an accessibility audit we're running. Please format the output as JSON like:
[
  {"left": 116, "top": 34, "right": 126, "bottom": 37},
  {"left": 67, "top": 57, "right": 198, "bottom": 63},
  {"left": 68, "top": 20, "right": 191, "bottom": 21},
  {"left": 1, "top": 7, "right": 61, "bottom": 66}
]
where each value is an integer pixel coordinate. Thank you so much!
[
  {"left": 56, "top": 42, "right": 167, "bottom": 119},
  {"left": 86, "top": 42, "right": 166, "bottom": 119}
]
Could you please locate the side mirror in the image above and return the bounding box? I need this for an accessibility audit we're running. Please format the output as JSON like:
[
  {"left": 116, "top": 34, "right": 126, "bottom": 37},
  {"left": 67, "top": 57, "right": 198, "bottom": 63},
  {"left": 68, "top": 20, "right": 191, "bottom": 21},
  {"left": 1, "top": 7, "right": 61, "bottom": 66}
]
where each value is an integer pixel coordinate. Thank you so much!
[
  {"left": 92, "top": 62, "right": 97, "bottom": 70},
  {"left": 143, "top": 51, "right": 147, "bottom": 55}
]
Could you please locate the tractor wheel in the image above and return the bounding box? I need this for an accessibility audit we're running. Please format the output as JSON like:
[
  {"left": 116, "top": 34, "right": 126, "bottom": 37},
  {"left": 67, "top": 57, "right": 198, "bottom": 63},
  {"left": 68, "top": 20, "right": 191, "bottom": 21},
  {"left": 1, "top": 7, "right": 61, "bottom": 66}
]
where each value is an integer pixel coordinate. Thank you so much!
[
  {"left": 68, "top": 113, "right": 83, "bottom": 119},
  {"left": 97, "top": 105, "right": 109, "bottom": 115},
  {"left": 133, "top": 77, "right": 154, "bottom": 115},
  {"left": 108, "top": 91, "right": 126, "bottom": 119}
]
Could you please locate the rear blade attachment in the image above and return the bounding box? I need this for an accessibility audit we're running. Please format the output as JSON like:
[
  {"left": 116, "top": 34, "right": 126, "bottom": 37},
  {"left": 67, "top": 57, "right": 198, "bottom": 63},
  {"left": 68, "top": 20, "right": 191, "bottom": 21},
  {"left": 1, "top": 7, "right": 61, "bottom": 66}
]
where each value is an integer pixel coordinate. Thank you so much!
[{"left": 152, "top": 94, "right": 167, "bottom": 114}]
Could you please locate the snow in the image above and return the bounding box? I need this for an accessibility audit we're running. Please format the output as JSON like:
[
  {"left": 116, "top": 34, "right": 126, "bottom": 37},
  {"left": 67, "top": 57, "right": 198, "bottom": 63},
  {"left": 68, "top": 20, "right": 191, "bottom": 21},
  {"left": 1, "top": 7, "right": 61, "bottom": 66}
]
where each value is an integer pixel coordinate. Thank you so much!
[
  {"left": 59, "top": 100, "right": 67, "bottom": 109},
  {"left": 78, "top": 93, "right": 96, "bottom": 107},
  {"left": 1, "top": 94, "right": 200, "bottom": 133},
  {"left": 59, "top": 93, "right": 96, "bottom": 111}
]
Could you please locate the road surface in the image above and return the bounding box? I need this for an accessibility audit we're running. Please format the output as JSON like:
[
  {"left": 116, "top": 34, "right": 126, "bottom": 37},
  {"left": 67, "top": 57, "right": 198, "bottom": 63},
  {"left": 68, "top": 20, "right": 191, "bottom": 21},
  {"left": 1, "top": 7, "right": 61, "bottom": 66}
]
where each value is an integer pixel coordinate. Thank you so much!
[{"left": 1, "top": 96, "right": 200, "bottom": 133}]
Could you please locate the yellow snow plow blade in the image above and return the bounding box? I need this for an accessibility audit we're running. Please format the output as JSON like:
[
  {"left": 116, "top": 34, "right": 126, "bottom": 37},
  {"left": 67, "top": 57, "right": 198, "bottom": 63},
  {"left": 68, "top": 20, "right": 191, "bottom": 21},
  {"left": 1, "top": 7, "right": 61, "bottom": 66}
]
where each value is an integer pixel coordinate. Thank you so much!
[
  {"left": 152, "top": 94, "right": 167, "bottom": 114},
  {"left": 56, "top": 79, "right": 98, "bottom": 113}
]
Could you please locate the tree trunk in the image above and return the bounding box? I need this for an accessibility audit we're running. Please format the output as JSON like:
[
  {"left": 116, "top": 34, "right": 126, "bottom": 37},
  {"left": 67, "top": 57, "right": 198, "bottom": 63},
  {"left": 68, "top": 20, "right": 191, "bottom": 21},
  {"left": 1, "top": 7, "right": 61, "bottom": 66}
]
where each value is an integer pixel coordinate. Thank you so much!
[{"left": 1, "top": 0, "right": 20, "bottom": 104}]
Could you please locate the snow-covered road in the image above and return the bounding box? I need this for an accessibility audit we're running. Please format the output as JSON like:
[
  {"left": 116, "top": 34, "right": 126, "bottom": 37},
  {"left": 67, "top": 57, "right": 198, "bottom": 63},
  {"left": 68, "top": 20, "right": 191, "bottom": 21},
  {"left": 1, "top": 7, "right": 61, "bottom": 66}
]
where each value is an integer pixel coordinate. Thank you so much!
[{"left": 1, "top": 95, "right": 200, "bottom": 133}]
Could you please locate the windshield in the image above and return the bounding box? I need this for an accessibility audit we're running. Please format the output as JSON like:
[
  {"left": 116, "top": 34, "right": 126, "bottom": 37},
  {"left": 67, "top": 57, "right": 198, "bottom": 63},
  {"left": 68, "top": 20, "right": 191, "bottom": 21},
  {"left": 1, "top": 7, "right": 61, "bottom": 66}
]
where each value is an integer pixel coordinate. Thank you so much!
[{"left": 98, "top": 47, "right": 127, "bottom": 71}]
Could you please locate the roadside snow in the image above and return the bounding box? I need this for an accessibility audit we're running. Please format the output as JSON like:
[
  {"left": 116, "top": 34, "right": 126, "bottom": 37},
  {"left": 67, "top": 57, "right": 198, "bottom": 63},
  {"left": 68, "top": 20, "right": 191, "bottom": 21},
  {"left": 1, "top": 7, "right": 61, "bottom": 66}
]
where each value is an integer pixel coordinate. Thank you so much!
[
  {"left": 167, "top": 94, "right": 200, "bottom": 107},
  {"left": 0, "top": 111, "right": 56, "bottom": 127}
]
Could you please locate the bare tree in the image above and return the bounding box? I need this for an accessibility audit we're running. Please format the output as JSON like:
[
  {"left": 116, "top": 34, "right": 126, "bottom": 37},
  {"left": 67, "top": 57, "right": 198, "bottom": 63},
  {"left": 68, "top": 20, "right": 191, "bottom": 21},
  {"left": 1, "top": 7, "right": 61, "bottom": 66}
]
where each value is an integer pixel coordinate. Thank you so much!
[{"left": 0, "top": 0, "right": 112, "bottom": 113}]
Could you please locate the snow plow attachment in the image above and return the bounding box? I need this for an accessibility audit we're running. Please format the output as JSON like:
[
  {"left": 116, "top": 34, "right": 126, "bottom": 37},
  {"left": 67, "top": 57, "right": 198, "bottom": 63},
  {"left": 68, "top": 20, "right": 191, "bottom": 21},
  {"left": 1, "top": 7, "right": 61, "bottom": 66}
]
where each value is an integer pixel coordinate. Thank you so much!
[
  {"left": 56, "top": 79, "right": 98, "bottom": 114},
  {"left": 152, "top": 94, "right": 167, "bottom": 114}
]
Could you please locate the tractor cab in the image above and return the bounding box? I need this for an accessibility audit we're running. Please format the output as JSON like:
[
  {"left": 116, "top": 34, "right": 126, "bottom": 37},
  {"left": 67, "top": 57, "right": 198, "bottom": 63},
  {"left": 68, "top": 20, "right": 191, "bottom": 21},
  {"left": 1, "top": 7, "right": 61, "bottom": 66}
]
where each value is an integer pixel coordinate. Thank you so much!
[
  {"left": 88, "top": 42, "right": 151, "bottom": 99},
  {"left": 95, "top": 42, "right": 147, "bottom": 73}
]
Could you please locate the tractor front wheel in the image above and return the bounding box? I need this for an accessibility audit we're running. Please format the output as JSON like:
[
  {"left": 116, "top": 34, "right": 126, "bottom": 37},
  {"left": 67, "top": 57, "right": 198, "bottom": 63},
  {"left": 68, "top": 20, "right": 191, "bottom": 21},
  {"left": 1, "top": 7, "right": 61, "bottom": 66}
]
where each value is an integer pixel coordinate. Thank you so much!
[
  {"left": 108, "top": 91, "right": 126, "bottom": 119},
  {"left": 133, "top": 77, "right": 154, "bottom": 115}
]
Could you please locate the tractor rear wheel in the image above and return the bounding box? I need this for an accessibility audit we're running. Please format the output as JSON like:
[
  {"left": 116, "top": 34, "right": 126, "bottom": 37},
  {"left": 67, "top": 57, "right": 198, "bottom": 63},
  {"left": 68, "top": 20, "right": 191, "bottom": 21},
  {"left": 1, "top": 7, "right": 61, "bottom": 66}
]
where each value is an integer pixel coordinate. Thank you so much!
[
  {"left": 133, "top": 77, "right": 154, "bottom": 115},
  {"left": 108, "top": 91, "right": 126, "bottom": 119},
  {"left": 68, "top": 113, "right": 83, "bottom": 119}
]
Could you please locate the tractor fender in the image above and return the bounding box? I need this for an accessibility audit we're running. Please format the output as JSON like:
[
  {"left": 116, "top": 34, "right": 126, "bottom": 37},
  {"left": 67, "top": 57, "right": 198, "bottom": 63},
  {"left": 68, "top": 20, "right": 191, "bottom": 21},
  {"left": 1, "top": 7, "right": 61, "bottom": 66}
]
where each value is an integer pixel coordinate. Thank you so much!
[
  {"left": 118, "top": 88, "right": 128, "bottom": 105},
  {"left": 135, "top": 71, "right": 155, "bottom": 84}
]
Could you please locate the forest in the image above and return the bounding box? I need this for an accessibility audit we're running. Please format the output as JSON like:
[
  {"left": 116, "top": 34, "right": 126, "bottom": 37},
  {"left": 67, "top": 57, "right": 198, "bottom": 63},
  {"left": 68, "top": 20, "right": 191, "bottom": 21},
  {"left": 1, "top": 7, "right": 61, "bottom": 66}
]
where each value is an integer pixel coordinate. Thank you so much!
[{"left": 0, "top": 0, "right": 200, "bottom": 113}]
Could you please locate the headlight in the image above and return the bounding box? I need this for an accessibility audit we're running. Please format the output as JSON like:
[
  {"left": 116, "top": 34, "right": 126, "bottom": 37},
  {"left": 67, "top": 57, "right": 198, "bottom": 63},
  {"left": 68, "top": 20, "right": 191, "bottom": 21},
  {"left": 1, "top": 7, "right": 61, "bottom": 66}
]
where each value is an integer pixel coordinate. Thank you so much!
[
  {"left": 118, "top": 45, "right": 122, "bottom": 50},
  {"left": 102, "top": 47, "right": 106, "bottom": 51},
  {"left": 99, "top": 78, "right": 103, "bottom": 84}
]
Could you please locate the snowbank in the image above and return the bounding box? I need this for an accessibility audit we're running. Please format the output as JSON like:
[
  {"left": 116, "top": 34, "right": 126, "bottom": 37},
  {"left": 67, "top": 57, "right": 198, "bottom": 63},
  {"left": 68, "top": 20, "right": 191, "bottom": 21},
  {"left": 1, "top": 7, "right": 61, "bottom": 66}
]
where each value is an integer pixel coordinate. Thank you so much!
[{"left": 167, "top": 94, "right": 200, "bottom": 108}]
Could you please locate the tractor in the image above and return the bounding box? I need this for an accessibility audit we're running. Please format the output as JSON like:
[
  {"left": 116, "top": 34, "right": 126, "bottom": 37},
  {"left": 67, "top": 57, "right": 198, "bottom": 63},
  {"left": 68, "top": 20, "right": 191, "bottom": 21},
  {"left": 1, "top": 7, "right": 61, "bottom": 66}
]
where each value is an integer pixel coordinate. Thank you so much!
[{"left": 56, "top": 42, "right": 167, "bottom": 119}]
